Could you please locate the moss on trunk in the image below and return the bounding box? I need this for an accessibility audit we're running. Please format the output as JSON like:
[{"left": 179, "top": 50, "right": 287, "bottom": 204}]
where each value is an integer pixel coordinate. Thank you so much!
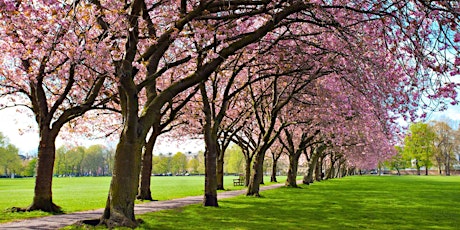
[{"left": 101, "top": 136, "right": 143, "bottom": 228}]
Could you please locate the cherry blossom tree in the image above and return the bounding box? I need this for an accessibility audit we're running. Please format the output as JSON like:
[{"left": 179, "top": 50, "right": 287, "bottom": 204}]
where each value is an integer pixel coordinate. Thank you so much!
[
  {"left": 92, "top": 1, "right": 312, "bottom": 227},
  {"left": 1, "top": 0, "right": 458, "bottom": 227},
  {"left": 137, "top": 87, "right": 198, "bottom": 201},
  {"left": 0, "top": 1, "right": 115, "bottom": 212},
  {"left": 278, "top": 125, "right": 320, "bottom": 187},
  {"left": 303, "top": 143, "right": 327, "bottom": 184}
]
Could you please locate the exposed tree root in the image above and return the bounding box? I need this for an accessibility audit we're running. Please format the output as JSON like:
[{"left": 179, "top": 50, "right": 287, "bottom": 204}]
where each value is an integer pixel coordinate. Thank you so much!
[
  {"left": 26, "top": 202, "right": 63, "bottom": 214},
  {"left": 99, "top": 217, "right": 142, "bottom": 229},
  {"left": 7, "top": 202, "right": 63, "bottom": 214}
]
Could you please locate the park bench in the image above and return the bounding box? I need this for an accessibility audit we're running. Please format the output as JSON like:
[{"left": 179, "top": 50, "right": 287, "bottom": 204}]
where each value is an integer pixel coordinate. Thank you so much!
[{"left": 233, "top": 174, "right": 245, "bottom": 186}]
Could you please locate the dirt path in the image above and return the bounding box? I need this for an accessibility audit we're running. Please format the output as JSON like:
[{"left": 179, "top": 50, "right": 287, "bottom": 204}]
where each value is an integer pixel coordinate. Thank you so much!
[{"left": 0, "top": 182, "right": 289, "bottom": 229}]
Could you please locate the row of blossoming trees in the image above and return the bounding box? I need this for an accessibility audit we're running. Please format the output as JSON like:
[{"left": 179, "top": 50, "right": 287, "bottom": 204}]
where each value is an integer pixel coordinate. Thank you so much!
[{"left": 0, "top": 0, "right": 459, "bottom": 228}]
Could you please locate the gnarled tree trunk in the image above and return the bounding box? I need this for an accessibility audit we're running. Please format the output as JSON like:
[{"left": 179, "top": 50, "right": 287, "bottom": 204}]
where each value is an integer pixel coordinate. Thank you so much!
[{"left": 101, "top": 135, "right": 143, "bottom": 228}]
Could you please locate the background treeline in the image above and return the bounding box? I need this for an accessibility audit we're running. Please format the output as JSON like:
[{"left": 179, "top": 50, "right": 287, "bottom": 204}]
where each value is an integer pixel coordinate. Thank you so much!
[
  {"left": 0, "top": 133, "right": 36, "bottom": 177},
  {"left": 151, "top": 145, "right": 247, "bottom": 175},
  {"left": 1, "top": 134, "right": 278, "bottom": 177},
  {"left": 54, "top": 145, "right": 114, "bottom": 177},
  {"left": 385, "top": 120, "right": 460, "bottom": 176}
]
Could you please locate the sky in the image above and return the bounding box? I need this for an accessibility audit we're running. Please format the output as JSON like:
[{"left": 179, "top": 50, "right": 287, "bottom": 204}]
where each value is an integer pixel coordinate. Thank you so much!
[
  {"left": 425, "top": 103, "right": 460, "bottom": 127},
  {"left": 0, "top": 100, "right": 458, "bottom": 156},
  {"left": 0, "top": 107, "right": 204, "bottom": 156}
]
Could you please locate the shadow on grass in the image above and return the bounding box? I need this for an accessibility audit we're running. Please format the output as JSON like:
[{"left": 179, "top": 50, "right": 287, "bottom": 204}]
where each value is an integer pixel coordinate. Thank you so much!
[{"left": 138, "top": 177, "right": 460, "bottom": 230}]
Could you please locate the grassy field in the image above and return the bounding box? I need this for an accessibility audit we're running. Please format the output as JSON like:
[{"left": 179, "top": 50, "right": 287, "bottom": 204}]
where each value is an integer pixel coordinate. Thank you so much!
[
  {"left": 3, "top": 175, "right": 460, "bottom": 229},
  {"left": 0, "top": 175, "right": 285, "bottom": 223},
  {"left": 129, "top": 176, "right": 460, "bottom": 230}
]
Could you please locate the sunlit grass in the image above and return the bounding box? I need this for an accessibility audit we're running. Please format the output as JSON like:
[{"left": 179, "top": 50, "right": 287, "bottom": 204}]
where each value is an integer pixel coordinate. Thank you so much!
[
  {"left": 6, "top": 175, "right": 460, "bottom": 229},
  {"left": 0, "top": 175, "right": 286, "bottom": 223},
  {"left": 133, "top": 175, "right": 460, "bottom": 230}
]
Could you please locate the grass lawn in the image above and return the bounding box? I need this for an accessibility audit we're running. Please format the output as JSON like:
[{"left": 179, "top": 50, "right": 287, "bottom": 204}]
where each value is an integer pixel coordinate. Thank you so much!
[
  {"left": 133, "top": 175, "right": 460, "bottom": 230},
  {"left": 0, "top": 175, "right": 285, "bottom": 223}
]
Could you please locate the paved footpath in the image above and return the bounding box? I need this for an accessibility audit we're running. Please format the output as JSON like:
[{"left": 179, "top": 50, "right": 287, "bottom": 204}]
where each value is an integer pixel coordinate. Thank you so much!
[{"left": 0, "top": 182, "right": 290, "bottom": 229}]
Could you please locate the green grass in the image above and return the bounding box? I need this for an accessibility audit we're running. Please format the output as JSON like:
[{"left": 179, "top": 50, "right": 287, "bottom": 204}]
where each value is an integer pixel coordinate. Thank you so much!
[
  {"left": 0, "top": 175, "right": 285, "bottom": 223},
  {"left": 132, "top": 176, "right": 460, "bottom": 230},
  {"left": 5, "top": 175, "right": 460, "bottom": 229}
]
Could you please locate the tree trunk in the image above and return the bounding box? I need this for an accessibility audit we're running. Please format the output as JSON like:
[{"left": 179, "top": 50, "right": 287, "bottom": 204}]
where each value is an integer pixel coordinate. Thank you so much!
[
  {"left": 315, "top": 156, "right": 323, "bottom": 182},
  {"left": 244, "top": 158, "right": 251, "bottom": 186},
  {"left": 270, "top": 159, "right": 278, "bottom": 182},
  {"left": 137, "top": 131, "right": 159, "bottom": 201},
  {"left": 303, "top": 149, "right": 319, "bottom": 185},
  {"left": 446, "top": 155, "right": 451, "bottom": 176},
  {"left": 416, "top": 161, "right": 421, "bottom": 175},
  {"left": 203, "top": 146, "right": 218, "bottom": 206},
  {"left": 303, "top": 159, "right": 316, "bottom": 185},
  {"left": 326, "top": 158, "right": 335, "bottom": 179},
  {"left": 27, "top": 132, "right": 61, "bottom": 213},
  {"left": 101, "top": 135, "right": 143, "bottom": 228},
  {"left": 337, "top": 160, "right": 344, "bottom": 178},
  {"left": 285, "top": 154, "right": 299, "bottom": 187},
  {"left": 260, "top": 171, "right": 265, "bottom": 185},
  {"left": 246, "top": 151, "right": 265, "bottom": 196},
  {"left": 201, "top": 82, "right": 218, "bottom": 207},
  {"left": 216, "top": 151, "right": 225, "bottom": 190},
  {"left": 326, "top": 165, "right": 333, "bottom": 179}
]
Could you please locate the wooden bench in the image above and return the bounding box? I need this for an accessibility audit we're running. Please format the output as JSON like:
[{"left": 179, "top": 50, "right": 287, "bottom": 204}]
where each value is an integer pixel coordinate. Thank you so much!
[{"left": 233, "top": 174, "right": 245, "bottom": 186}]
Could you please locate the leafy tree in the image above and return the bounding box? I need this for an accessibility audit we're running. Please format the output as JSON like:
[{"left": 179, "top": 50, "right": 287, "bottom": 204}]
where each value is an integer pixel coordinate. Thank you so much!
[
  {"left": 430, "top": 121, "right": 458, "bottom": 175},
  {"left": 152, "top": 155, "right": 170, "bottom": 175},
  {"left": 0, "top": 144, "right": 21, "bottom": 176},
  {"left": 23, "top": 158, "right": 37, "bottom": 177},
  {"left": 385, "top": 146, "right": 409, "bottom": 176},
  {"left": 66, "top": 146, "right": 86, "bottom": 176},
  {"left": 0, "top": 133, "right": 22, "bottom": 176},
  {"left": 81, "top": 145, "right": 106, "bottom": 176},
  {"left": 54, "top": 146, "right": 69, "bottom": 176},
  {"left": 224, "top": 145, "right": 244, "bottom": 175},
  {"left": 170, "top": 152, "right": 187, "bottom": 174},
  {"left": 187, "top": 158, "right": 200, "bottom": 174},
  {"left": 403, "top": 123, "right": 436, "bottom": 175},
  {"left": 196, "top": 151, "right": 206, "bottom": 175}
]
